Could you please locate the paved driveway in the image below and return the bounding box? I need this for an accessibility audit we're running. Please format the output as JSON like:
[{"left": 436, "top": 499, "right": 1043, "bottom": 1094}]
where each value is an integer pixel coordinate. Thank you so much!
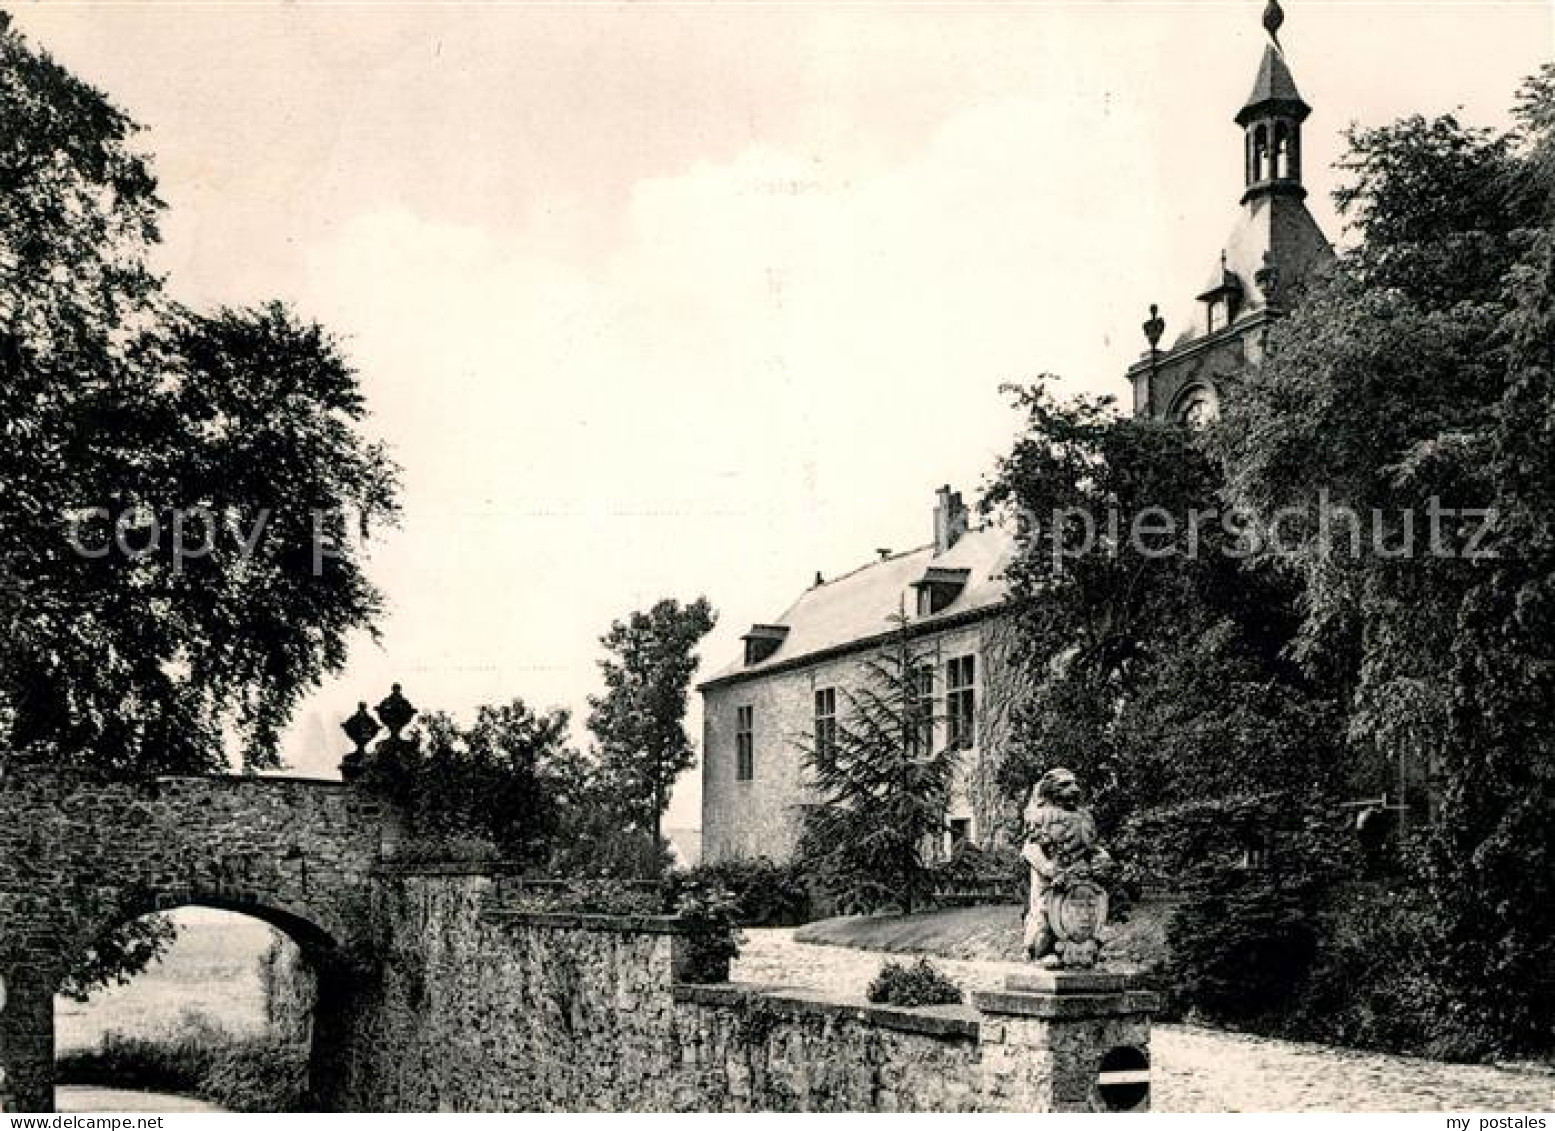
[{"left": 733, "top": 928, "right": 1555, "bottom": 1113}]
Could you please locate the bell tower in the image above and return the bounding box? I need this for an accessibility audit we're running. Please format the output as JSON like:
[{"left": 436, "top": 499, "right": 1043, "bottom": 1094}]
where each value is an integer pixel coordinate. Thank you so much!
[
  {"left": 1237, "top": 38, "right": 1311, "bottom": 204},
  {"left": 1125, "top": 0, "right": 1334, "bottom": 424}
]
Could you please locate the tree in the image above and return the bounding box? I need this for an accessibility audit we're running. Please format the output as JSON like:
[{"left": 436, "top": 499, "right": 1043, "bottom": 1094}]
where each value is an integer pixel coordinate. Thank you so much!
[
  {"left": 0, "top": 19, "right": 399, "bottom": 776},
  {"left": 796, "top": 616, "right": 961, "bottom": 915},
  {"left": 585, "top": 597, "right": 717, "bottom": 849},
  {"left": 1212, "top": 67, "right": 1555, "bottom": 1056},
  {"left": 0, "top": 17, "right": 398, "bottom": 994},
  {"left": 983, "top": 384, "right": 1344, "bottom": 833},
  {"left": 363, "top": 698, "right": 576, "bottom": 865}
]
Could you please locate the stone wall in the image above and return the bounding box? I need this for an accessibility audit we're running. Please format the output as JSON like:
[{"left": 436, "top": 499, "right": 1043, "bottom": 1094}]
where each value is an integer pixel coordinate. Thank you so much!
[
  {"left": 327, "top": 870, "right": 1155, "bottom": 1113},
  {"left": 0, "top": 767, "right": 401, "bottom": 1112}
]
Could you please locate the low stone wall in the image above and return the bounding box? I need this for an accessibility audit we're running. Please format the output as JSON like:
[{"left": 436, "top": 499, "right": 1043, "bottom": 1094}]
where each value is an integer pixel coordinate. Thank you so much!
[
  {"left": 672, "top": 984, "right": 982, "bottom": 1111},
  {"left": 325, "top": 871, "right": 1155, "bottom": 1113}
]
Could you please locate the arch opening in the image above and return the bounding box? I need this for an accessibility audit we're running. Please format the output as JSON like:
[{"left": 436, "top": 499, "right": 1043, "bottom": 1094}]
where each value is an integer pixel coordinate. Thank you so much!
[{"left": 51, "top": 903, "right": 331, "bottom": 1113}]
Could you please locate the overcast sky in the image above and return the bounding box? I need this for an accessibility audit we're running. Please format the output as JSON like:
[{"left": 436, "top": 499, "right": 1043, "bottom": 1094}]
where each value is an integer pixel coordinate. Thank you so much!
[{"left": 12, "top": 1, "right": 1551, "bottom": 830}]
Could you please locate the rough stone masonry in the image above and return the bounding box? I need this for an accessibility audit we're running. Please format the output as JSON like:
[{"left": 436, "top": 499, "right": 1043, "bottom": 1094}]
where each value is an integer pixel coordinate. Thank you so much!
[{"left": 0, "top": 765, "right": 1155, "bottom": 1113}]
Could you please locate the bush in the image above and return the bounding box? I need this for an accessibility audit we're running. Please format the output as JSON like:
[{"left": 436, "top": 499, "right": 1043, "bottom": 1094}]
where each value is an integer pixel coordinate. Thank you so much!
[
  {"left": 671, "top": 856, "right": 810, "bottom": 926},
  {"left": 200, "top": 1037, "right": 308, "bottom": 1113},
  {"left": 673, "top": 878, "right": 744, "bottom": 983},
  {"left": 866, "top": 958, "right": 963, "bottom": 1007},
  {"left": 928, "top": 841, "right": 1023, "bottom": 906},
  {"left": 55, "top": 1012, "right": 306, "bottom": 1112},
  {"left": 1166, "top": 864, "right": 1319, "bottom": 1025},
  {"left": 510, "top": 877, "right": 663, "bottom": 916},
  {"left": 546, "top": 826, "right": 673, "bottom": 881}
]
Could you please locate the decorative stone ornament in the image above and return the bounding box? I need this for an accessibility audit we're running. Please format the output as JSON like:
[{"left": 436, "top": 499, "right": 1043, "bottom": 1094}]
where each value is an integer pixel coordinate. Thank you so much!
[
  {"left": 1142, "top": 303, "right": 1165, "bottom": 350},
  {"left": 376, "top": 683, "right": 417, "bottom": 738},
  {"left": 1021, "top": 767, "right": 1113, "bottom": 969},
  {"left": 339, "top": 701, "right": 381, "bottom": 781}
]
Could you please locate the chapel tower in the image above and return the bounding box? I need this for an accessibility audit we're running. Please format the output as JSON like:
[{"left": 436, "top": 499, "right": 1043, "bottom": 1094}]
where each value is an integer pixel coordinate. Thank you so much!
[{"left": 1127, "top": 0, "right": 1335, "bottom": 424}]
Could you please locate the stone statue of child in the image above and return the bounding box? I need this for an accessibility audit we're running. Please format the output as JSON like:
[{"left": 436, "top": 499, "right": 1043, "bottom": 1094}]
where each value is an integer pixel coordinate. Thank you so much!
[{"left": 1021, "top": 767, "right": 1112, "bottom": 968}]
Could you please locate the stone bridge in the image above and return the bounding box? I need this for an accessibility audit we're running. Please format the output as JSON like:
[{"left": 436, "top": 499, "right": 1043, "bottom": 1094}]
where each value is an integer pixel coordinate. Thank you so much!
[{"left": 0, "top": 766, "right": 403, "bottom": 1111}]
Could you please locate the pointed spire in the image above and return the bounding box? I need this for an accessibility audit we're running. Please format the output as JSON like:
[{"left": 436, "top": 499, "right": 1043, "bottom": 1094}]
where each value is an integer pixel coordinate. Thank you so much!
[{"left": 1237, "top": 44, "right": 1310, "bottom": 126}]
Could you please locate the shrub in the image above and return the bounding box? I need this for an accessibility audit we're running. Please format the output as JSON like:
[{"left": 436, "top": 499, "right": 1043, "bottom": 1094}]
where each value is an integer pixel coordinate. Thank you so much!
[
  {"left": 928, "top": 841, "right": 1023, "bottom": 906},
  {"left": 1165, "top": 863, "right": 1319, "bottom": 1025},
  {"left": 866, "top": 958, "right": 963, "bottom": 1007},
  {"left": 510, "top": 877, "right": 663, "bottom": 916},
  {"left": 200, "top": 1037, "right": 308, "bottom": 1113},
  {"left": 673, "top": 878, "right": 744, "bottom": 983},
  {"left": 546, "top": 826, "right": 673, "bottom": 881},
  {"left": 670, "top": 856, "right": 810, "bottom": 926},
  {"left": 55, "top": 1012, "right": 306, "bottom": 1111}
]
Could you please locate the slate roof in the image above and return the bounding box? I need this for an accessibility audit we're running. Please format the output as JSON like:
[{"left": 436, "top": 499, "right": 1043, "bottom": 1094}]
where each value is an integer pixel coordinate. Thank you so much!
[
  {"left": 1238, "top": 44, "right": 1309, "bottom": 122},
  {"left": 702, "top": 523, "right": 1017, "bottom": 688}
]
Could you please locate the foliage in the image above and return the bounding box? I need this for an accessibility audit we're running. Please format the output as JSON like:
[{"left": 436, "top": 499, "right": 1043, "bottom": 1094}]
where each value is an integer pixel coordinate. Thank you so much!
[
  {"left": 360, "top": 698, "right": 575, "bottom": 866},
  {"left": 509, "top": 878, "right": 664, "bottom": 916},
  {"left": 1166, "top": 864, "right": 1320, "bottom": 1026},
  {"left": 865, "top": 958, "right": 963, "bottom": 1008},
  {"left": 796, "top": 617, "right": 962, "bottom": 915},
  {"left": 546, "top": 821, "right": 675, "bottom": 881},
  {"left": 54, "top": 1012, "right": 307, "bottom": 1112},
  {"left": 672, "top": 877, "right": 744, "bottom": 983},
  {"left": 984, "top": 384, "right": 1345, "bottom": 835},
  {"left": 0, "top": 16, "right": 399, "bottom": 776},
  {"left": 1210, "top": 65, "right": 1555, "bottom": 1058},
  {"left": 57, "top": 914, "right": 178, "bottom": 1002},
  {"left": 927, "top": 840, "right": 1023, "bottom": 905},
  {"left": 670, "top": 855, "right": 810, "bottom": 926},
  {"left": 199, "top": 1037, "right": 309, "bottom": 1113},
  {"left": 585, "top": 597, "right": 717, "bottom": 846}
]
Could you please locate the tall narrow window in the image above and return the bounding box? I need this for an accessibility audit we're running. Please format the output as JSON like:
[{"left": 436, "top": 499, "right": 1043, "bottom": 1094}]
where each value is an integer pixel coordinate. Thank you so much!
[
  {"left": 814, "top": 687, "right": 837, "bottom": 764},
  {"left": 948, "top": 655, "right": 977, "bottom": 750},
  {"left": 908, "top": 663, "right": 936, "bottom": 755},
  {"left": 735, "top": 705, "right": 754, "bottom": 781}
]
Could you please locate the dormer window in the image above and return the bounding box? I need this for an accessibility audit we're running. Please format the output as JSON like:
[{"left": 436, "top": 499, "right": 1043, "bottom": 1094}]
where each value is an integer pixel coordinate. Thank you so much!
[
  {"left": 742, "top": 624, "right": 789, "bottom": 666},
  {"left": 912, "top": 567, "right": 971, "bottom": 617},
  {"left": 1198, "top": 252, "right": 1244, "bottom": 336}
]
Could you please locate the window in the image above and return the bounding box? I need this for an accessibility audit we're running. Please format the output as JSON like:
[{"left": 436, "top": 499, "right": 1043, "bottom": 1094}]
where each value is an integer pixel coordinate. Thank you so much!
[
  {"left": 814, "top": 688, "right": 837, "bottom": 764},
  {"left": 735, "top": 705, "right": 754, "bottom": 781},
  {"left": 908, "top": 663, "right": 936, "bottom": 754},
  {"left": 948, "top": 818, "right": 972, "bottom": 848},
  {"left": 947, "top": 655, "right": 977, "bottom": 750}
]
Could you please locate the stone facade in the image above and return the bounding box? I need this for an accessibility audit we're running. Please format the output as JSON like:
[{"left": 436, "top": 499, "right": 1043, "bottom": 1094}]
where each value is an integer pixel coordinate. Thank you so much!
[
  {"left": 0, "top": 766, "right": 400, "bottom": 1112},
  {"left": 702, "top": 615, "right": 1021, "bottom": 864},
  {"left": 699, "top": 488, "right": 1025, "bottom": 867}
]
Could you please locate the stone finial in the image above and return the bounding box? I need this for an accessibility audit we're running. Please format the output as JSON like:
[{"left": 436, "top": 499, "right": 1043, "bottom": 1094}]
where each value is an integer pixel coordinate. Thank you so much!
[
  {"left": 1263, "top": 0, "right": 1286, "bottom": 52},
  {"left": 341, "top": 702, "right": 381, "bottom": 755},
  {"left": 376, "top": 683, "right": 417, "bottom": 738},
  {"left": 1142, "top": 304, "right": 1165, "bottom": 351}
]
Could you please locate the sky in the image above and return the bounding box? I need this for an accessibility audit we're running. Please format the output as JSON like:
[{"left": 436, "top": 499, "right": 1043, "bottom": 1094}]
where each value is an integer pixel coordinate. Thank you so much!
[{"left": 10, "top": 1, "right": 1552, "bottom": 833}]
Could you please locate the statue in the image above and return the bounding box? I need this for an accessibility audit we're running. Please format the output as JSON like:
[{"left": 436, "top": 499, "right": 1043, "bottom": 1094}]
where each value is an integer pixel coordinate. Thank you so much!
[{"left": 1021, "top": 768, "right": 1112, "bottom": 969}]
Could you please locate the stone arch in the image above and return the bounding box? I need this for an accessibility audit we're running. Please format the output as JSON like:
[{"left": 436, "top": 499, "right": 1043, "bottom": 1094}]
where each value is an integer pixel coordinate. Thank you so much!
[
  {"left": 0, "top": 768, "right": 400, "bottom": 1112},
  {"left": 1168, "top": 381, "right": 1221, "bottom": 429}
]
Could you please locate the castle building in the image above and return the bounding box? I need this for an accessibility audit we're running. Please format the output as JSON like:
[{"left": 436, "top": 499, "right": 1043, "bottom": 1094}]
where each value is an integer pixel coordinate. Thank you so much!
[
  {"left": 699, "top": 488, "right": 1021, "bottom": 864},
  {"left": 698, "top": 4, "right": 1333, "bottom": 866}
]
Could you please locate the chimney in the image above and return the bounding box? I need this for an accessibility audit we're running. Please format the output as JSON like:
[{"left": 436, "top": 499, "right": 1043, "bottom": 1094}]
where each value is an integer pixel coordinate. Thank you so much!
[{"left": 933, "top": 485, "right": 969, "bottom": 555}]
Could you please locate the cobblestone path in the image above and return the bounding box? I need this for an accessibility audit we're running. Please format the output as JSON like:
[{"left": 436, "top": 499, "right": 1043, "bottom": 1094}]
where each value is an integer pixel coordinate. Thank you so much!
[{"left": 733, "top": 928, "right": 1555, "bottom": 1113}]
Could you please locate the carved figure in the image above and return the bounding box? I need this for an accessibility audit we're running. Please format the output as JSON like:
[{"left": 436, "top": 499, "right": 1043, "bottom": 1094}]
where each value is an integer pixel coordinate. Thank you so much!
[{"left": 1022, "top": 768, "right": 1112, "bottom": 968}]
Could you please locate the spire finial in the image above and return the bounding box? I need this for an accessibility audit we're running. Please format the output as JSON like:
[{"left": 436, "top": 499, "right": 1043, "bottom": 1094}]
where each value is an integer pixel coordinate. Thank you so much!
[{"left": 1263, "top": 0, "right": 1286, "bottom": 53}]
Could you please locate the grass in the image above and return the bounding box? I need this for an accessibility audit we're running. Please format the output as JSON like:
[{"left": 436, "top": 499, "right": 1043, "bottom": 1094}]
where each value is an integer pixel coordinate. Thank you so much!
[{"left": 794, "top": 899, "right": 1178, "bottom": 972}]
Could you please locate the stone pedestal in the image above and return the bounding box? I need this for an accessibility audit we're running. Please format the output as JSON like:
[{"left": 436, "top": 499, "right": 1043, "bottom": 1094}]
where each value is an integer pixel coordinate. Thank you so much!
[{"left": 973, "top": 971, "right": 1159, "bottom": 1113}]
